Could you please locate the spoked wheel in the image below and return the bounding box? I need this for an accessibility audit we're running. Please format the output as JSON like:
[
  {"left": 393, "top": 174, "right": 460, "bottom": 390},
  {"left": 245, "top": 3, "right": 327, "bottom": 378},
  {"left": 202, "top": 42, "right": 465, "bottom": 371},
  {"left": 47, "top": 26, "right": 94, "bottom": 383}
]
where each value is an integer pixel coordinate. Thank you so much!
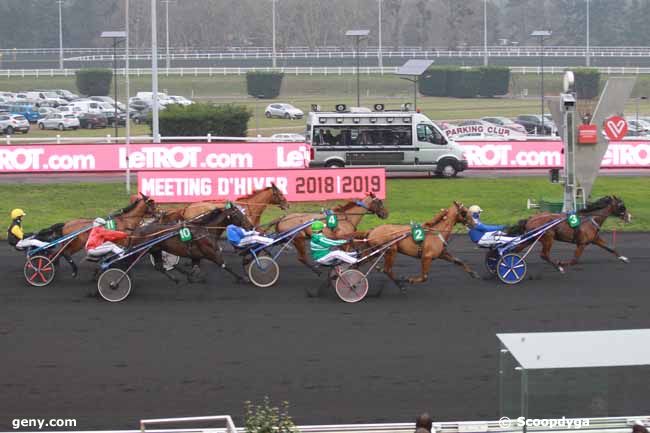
[
  {"left": 484, "top": 250, "right": 499, "bottom": 276},
  {"left": 497, "top": 253, "right": 527, "bottom": 285},
  {"left": 24, "top": 255, "right": 56, "bottom": 287},
  {"left": 335, "top": 269, "right": 369, "bottom": 303},
  {"left": 97, "top": 268, "right": 132, "bottom": 302},
  {"left": 149, "top": 251, "right": 180, "bottom": 270},
  {"left": 247, "top": 256, "right": 280, "bottom": 288}
]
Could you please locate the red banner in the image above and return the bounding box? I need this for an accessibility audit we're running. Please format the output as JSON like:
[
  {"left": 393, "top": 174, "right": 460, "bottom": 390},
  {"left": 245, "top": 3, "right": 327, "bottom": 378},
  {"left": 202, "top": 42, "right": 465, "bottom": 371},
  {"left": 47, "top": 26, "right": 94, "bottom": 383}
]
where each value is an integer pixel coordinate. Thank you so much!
[{"left": 138, "top": 168, "right": 386, "bottom": 203}]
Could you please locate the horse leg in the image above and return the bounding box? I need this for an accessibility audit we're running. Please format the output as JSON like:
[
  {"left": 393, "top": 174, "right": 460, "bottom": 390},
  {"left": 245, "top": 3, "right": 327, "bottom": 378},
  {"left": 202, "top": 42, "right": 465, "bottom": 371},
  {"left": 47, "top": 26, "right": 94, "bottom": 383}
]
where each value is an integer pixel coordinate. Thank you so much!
[
  {"left": 381, "top": 247, "right": 405, "bottom": 292},
  {"left": 439, "top": 250, "right": 480, "bottom": 279},
  {"left": 62, "top": 252, "right": 78, "bottom": 278},
  {"left": 407, "top": 254, "right": 433, "bottom": 285},
  {"left": 539, "top": 233, "right": 565, "bottom": 273},
  {"left": 151, "top": 250, "right": 180, "bottom": 283},
  {"left": 199, "top": 241, "right": 245, "bottom": 283},
  {"left": 559, "top": 244, "right": 587, "bottom": 267},
  {"left": 294, "top": 234, "right": 320, "bottom": 275},
  {"left": 592, "top": 235, "right": 630, "bottom": 263}
]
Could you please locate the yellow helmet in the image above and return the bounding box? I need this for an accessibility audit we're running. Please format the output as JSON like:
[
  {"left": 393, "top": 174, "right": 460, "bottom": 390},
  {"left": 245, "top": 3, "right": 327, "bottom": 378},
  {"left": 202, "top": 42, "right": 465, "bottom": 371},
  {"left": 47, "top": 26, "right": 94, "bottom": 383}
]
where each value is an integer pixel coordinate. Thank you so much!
[{"left": 11, "top": 209, "right": 26, "bottom": 220}]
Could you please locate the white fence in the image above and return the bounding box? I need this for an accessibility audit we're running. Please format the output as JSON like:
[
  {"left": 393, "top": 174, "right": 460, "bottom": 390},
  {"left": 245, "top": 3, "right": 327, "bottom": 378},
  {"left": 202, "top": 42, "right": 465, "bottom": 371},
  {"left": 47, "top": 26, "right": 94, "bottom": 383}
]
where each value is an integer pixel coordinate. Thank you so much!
[{"left": 4, "top": 66, "right": 650, "bottom": 79}]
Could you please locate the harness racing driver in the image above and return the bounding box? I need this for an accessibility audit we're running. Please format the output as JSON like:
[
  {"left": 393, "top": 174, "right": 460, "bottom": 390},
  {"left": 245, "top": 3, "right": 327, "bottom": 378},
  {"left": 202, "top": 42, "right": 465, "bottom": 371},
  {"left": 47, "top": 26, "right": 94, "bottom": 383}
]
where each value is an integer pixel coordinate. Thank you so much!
[
  {"left": 467, "top": 205, "right": 516, "bottom": 247},
  {"left": 309, "top": 220, "right": 359, "bottom": 266},
  {"left": 7, "top": 209, "right": 49, "bottom": 250},
  {"left": 85, "top": 217, "right": 128, "bottom": 257}
]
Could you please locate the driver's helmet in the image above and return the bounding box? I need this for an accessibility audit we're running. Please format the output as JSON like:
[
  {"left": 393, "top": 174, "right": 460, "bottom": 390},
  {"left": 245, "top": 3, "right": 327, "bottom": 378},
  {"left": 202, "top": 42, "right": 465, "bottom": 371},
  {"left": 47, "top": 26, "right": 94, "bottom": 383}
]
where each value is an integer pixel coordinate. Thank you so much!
[
  {"left": 311, "top": 221, "right": 325, "bottom": 233},
  {"left": 10, "top": 209, "right": 26, "bottom": 220},
  {"left": 93, "top": 217, "right": 107, "bottom": 227},
  {"left": 468, "top": 205, "right": 483, "bottom": 221}
]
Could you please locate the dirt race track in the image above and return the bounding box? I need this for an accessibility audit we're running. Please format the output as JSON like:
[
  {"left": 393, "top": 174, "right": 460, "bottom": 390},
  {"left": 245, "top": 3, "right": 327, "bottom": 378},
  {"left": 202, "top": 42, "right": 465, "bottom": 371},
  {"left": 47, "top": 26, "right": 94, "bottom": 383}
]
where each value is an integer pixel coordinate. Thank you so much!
[{"left": 1, "top": 234, "right": 649, "bottom": 430}]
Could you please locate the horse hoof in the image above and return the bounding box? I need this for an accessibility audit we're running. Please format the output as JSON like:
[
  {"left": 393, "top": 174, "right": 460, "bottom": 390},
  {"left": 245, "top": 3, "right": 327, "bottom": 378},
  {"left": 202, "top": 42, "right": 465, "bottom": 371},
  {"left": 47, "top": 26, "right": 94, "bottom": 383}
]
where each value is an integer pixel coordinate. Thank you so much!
[
  {"left": 470, "top": 271, "right": 480, "bottom": 279},
  {"left": 557, "top": 266, "right": 565, "bottom": 274},
  {"left": 71, "top": 271, "right": 78, "bottom": 278},
  {"left": 399, "top": 287, "right": 407, "bottom": 294},
  {"left": 618, "top": 256, "right": 630, "bottom": 263}
]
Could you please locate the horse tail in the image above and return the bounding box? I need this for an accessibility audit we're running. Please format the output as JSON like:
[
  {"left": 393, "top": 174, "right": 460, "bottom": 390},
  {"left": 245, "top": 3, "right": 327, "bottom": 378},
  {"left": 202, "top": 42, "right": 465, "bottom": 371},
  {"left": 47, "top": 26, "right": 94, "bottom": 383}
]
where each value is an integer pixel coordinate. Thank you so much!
[
  {"left": 506, "top": 218, "right": 528, "bottom": 236},
  {"left": 33, "top": 222, "right": 65, "bottom": 241}
]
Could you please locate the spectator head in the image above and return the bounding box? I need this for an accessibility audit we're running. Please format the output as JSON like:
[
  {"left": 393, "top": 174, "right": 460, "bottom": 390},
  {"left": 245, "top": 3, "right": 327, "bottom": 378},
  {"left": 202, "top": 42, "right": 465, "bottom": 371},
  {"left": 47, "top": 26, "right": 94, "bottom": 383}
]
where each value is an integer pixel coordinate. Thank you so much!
[
  {"left": 416, "top": 413, "right": 433, "bottom": 432},
  {"left": 632, "top": 422, "right": 648, "bottom": 433}
]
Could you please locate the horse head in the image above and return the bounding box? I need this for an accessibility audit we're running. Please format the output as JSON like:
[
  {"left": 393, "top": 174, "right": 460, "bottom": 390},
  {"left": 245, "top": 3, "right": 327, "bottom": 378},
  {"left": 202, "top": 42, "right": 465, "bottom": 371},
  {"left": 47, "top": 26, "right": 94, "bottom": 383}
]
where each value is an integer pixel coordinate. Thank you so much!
[
  {"left": 223, "top": 206, "right": 254, "bottom": 230},
  {"left": 611, "top": 195, "right": 632, "bottom": 223},
  {"left": 270, "top": 183, "right": 290, "bottom": 210},
  {"left": 364, "top": 192, "right": 389, "bottom": 219},
  {"left": 452, "top": 201, "right": 472, "bottom": 226}
]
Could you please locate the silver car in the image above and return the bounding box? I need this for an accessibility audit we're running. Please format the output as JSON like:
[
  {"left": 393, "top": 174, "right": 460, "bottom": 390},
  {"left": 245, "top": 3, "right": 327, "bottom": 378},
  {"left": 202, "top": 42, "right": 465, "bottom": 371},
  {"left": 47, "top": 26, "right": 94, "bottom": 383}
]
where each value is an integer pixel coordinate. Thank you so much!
[
  {"left": 265, "top": 103, "right": 304, "bottom": 119},
  {"left": 37, "top": 113, "right": 80, "bottom": 131},
  {"left": 0, "top": 114, "right": 30, "bottom": 134}
]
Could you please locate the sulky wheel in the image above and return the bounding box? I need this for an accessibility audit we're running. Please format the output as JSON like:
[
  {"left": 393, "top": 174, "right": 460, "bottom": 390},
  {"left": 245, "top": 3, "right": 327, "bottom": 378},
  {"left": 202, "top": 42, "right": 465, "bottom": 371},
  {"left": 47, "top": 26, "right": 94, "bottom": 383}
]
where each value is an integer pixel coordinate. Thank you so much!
[
  {"left": 97, "top": 268, "right": 132, "bottom": 302},
  {"left": 496, "top": 253, "right": 527, "bottom": 285},
  {"left": 484, "top": 250, "right": 499, "bottom": 276},
  {"left": 24, "top": 255, "right": 56, "bottom": 287},
  {"left": 149, "top": 251, "right": 180, "bottom": 270},
  {"left": 335, "top": 269, "right": 369, "bottom": 303},
  {"left": 247, "top": 256, "right": 280, "bottom": 288}
]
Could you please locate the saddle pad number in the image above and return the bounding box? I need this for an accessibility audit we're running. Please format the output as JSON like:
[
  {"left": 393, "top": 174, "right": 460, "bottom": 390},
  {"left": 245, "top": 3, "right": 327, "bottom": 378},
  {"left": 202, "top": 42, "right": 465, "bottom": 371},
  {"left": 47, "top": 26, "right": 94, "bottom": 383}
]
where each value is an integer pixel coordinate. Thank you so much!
[
  {"left": 179, "top": 227, "right": 193, "bottom": 242},
  {"left": 105, "top": 219, "right": 116, "bottom": 230},
  {"left": 326, "top": 214, "right": 338, "bottom": 229},
  {"left": 567, "top": 214, "right": 581, "bottom": 228},
  {"left": 411, "top": 224, "right": 425, "bottom": 243}
]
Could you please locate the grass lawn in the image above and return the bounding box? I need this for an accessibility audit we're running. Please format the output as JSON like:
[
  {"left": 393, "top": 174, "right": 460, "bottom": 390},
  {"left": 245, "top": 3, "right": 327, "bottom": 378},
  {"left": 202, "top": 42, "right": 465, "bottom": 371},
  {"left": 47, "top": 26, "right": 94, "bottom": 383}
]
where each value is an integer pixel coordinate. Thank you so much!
[{"left": 1, "top": 177, "right": 647, "bottom": 240}]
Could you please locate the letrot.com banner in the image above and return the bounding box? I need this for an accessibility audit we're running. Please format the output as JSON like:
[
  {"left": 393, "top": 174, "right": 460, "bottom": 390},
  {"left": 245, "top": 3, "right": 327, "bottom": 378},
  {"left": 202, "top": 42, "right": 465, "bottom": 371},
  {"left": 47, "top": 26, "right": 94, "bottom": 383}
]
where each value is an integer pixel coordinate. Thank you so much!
[
  {"left": 0, "top": 142, "right": 310, "bottom": 173},
  {"left": 460, "top": 140, "right": 650, "bottom": 168},
  {"left": 138, "top": 168, "right": 386, "bottom": 203}
]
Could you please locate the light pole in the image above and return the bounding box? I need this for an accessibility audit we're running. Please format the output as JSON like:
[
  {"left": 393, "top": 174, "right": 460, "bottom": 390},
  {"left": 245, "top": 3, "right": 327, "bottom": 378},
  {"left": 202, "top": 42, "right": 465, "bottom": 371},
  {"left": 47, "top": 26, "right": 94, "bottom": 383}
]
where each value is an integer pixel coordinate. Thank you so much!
[
  {"left": 531, "top": 30, "right": 551, "bottom": 135},
  {"left": 163, "top": 0, "right": 171, "bottom": 71},
  {"left": 586, "top": 0, "right": 590, "bottom": 66},
  {"left": 57, "top": 0, "right": 64, "bottom": 69},
  {"left": 151, "top": 0, "right": 160, "bottom": 143},
  {"left": 272, "top": 0, "right": 277, "bottom": 68},
  {"left": 125, "top": 0, "right": 131, "bottom": 195},
  {"left": 636, "top": 96, "right": 647, "bottom": 136},
  {"left": 377, "top": 0, "right": 383, "bottom": 68},
  {"left": 254, "top": 94, "right": 265, "bottom": 136},
  {"left": 483, "top": 0, "right": 488, "bottom": 66},
  {"left": 101, "top": 31, "right": 126, "bottom": 142},
  {"left": 345, "top": 30, "right": 370, "bottom": 108}
]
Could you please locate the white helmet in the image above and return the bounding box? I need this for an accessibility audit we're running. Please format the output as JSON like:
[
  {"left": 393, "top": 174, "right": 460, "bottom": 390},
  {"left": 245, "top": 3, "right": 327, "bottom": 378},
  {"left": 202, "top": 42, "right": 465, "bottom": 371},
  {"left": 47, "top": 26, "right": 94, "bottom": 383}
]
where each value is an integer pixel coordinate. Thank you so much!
[
  {"left": 468, "top": 205, "right": 483, "bottom": 215},
  {"left": 93, "top": 217, "right": 107, "bottom": 227}
]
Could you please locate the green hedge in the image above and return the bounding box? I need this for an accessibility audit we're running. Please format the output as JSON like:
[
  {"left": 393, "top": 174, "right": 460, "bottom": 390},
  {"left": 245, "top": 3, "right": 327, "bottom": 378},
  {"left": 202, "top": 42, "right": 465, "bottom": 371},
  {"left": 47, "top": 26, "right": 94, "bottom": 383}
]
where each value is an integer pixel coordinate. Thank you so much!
[
  {"left": 418, "top": 66, "right": 453, "bottom": 96},
  {"left": 246, "top": 71, "right": 284, "bottom": 99},
  {"left": 75, "top": 68, "right": 113, "bottom": 96},
  {"left": 155, "top": 103, "right": 251, "bottom": 136},
  {"left": 448, "top": 68, "right": 482, "bottom": 98},
  {"left": 478, "top": 66, "right": 510, "bottom": 97},
  {"left": 572, "top": 68, "right": 601, "bottom": 100}
]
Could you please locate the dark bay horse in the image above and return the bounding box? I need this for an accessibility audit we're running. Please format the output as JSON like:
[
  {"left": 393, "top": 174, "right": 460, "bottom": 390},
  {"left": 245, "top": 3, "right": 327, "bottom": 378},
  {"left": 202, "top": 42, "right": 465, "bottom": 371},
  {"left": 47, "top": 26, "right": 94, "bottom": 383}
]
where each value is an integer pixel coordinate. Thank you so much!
[
  {"left": 46, "top": 193, "right": 157, "bottom": 277},
  {"left": 275, "top": 193, "right": 389, "bottom": 271},
  {"left": 508, "top": 195, "right": 632, "bottom": 270},
  {"left": 140, "top": 206, "right": 252, "bottom": 282},
  {"left": 362, "top": 202, "right": 478, "bottom": 290},
  {"left": 160, "top": 184, "right": 289, "bottom": 228}
]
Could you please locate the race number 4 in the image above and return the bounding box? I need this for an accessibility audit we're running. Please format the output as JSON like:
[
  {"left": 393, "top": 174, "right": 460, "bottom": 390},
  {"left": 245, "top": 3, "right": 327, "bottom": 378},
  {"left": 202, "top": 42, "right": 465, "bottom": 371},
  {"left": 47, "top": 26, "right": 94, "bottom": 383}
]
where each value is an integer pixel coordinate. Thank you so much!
[
  {"left": 326, "top": 214, "right": 339, "bottom": 229},
  {"left": 179, "top": 227, "right": 193, "bottom": 242}
]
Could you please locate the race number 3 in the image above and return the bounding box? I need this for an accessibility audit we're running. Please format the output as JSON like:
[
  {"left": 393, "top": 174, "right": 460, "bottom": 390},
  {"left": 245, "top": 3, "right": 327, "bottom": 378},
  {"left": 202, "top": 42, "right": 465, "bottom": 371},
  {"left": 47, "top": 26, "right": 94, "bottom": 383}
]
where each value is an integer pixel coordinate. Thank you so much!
[
  {"left": 179, "top": 227, "right": 193, "bottom": 242},
  {"left": 567, "top": 214, "right": 581, "bottom": 228}
]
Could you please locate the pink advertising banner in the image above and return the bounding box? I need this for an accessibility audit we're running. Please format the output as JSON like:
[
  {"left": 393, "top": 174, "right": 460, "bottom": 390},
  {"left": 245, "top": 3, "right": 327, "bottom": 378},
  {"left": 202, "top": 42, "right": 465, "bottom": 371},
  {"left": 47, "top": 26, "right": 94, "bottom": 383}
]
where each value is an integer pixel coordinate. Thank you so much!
[
  {"left": 460, "top": 140, "right": 650, "bottom": 169},
  {"left": 137, "top": 168, "right": 386, "bottom": 203},
  {"left": 0, "top": 142, "right": 311, "bottom": 173}
]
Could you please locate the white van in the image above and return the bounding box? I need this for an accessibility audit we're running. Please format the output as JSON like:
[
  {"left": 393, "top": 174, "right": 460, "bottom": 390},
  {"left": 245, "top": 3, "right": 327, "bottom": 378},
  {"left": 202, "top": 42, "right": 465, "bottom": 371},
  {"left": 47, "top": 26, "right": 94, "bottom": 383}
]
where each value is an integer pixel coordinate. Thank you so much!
[
  {"left": 307, "top": 105, "right": 468, "bottom": 177},
  {"left": 69, "top": 100, "right": 103, "bottom": 114},
  {"left": 136, "top": 92, "right": 172, "bottom": 106}
]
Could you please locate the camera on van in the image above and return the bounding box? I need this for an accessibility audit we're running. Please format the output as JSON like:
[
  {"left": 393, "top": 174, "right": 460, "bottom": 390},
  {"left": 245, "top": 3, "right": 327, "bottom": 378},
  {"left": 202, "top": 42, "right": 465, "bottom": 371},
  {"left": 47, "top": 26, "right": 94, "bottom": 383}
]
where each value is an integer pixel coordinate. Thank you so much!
[{"left": 561, "top": 93, "right": 576, "bottom": 108}]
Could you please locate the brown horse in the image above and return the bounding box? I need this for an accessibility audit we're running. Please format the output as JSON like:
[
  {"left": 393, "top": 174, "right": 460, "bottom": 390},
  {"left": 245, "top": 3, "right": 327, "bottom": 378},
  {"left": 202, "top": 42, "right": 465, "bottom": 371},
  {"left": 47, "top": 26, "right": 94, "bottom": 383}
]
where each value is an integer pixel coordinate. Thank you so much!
[
  {"left": 49, "top": 193, "right": 157, "bottom": 277},
  {"left": 275, "top": 193, "right": 389, "bottom": 271},
  {"left": 130, "top": 206, "right": 251, "bottom": 283},
  {"left": 160, "top": 184, "right": 289, "bottom": 227},
  {"left": 363, "top": 201, "right": 478, "bottom": 290},
  {"left": 508, "top": 195, "right": 632, "bottom": 270}
]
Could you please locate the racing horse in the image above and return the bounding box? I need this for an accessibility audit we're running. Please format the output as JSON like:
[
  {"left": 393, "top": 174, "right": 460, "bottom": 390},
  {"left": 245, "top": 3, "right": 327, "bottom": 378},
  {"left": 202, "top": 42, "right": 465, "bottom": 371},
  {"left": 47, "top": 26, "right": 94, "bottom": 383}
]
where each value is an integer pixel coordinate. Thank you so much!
[
  {"left": 362, "top": 202, "right": 479, "bottom": 290},
  {"left": 44, "top": 193, "right": 157, "bottom": 277},
  {"left": 275, "top": 192, "right": 389, "bottom": 272},
  {"left": 130, "top": 206, "right": 251, "bottom": 283},
  {"left": 507, "top": 195, "right": 632, "bottom": 270},
  {"left": 160, "top": 184, "right": 289, "bottom": 228}
]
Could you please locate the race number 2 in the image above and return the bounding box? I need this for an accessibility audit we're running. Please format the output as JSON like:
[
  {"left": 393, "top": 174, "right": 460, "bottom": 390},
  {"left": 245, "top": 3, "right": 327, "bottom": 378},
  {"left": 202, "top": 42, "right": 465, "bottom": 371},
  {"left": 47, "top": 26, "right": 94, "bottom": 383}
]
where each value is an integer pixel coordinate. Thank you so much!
[{"left": 295, "top": 175, "right": 382, "bottom": 195}]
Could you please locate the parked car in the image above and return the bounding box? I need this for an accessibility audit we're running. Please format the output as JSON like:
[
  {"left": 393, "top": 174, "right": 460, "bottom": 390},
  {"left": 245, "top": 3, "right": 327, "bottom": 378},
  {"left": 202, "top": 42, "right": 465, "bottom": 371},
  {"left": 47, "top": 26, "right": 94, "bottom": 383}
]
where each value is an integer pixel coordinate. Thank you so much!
[
  {"left": 270, "top": 133, "right": 306, "bottom": 142},
  {"left": 0, "top": 114, "right": 30, "bottom": 134},
  {"left": 480, "top": 116, "right": 527, "bottom": 134},
  {"left": 36, "top": 91, "right": 67, "bottom": 107},
  {"left": 515, "top": 114, "right": 558, "bottom": 135},
  {"left": 136, "top": 91, "right": 173, "bottom": 106},
  {"left": 57, "top": 105, "right": 83, "bottom": 116},
  {"left": 37, "top": 113, "right": 80, "bottom": 130},
  {"left": 625, "top": 117, "right": 650, "bottom": 136},
  {"left": 53, "top": 89, "right": 80, "bottom": 101},
  {"left": 265, "top": 103, "right": 304, "bottom": 119},
  {"left": 0, "top": 92, "right": 16, "bottom": 102},
  {"left": 167, "top": 95, "right": 193, "bottom": 106},
  {"left": 37, "top": 107, "right": 59, "bottom": 117},
  {"left": 78, "top": 112, "right": 108, "bottom": 129},
  {"left": 129, "top": 97, "right": 150, "bottom": 111},
  {"left": 14, "top": 93, "right": 39, "bottom": 105},
  {"left": 8, "top": 104, "right": 40, "bottom": 123},
  {"left": 131, "top": 109, "right": 151, "bottom": 124},
  {"left": 90, "top": 96, "right": 126, "bottom": 111}
]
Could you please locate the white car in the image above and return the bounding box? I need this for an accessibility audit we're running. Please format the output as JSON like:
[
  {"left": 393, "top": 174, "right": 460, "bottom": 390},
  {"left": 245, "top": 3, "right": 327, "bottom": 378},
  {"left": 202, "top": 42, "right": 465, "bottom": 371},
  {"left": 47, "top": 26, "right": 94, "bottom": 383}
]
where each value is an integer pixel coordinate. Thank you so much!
[
  {"left": 265, "top": 103, "right": 304, "bottom": 120},
  {"left": 37, "top": 91, "right": 68, "bottom": 107},
  {"left": 37, "top": 113, "right": 80, "bottom": 131},
  {"left": 0, "top": 92, "right": 16, "bottom": 102},
  {"left": 168, "top": 95, "right": 193, "bottom": 106},
  {"left": 0, "top": 114, "right": 30, "bottom": 134},
  {"left": 37, "top": 107, "right": 59, "bottom": 117},
  {"left": 270, "top": 133, "right": 305, "bottom": 142},
  {"left": 90, "top": 96, "right": 127, "bottom": 111}
]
